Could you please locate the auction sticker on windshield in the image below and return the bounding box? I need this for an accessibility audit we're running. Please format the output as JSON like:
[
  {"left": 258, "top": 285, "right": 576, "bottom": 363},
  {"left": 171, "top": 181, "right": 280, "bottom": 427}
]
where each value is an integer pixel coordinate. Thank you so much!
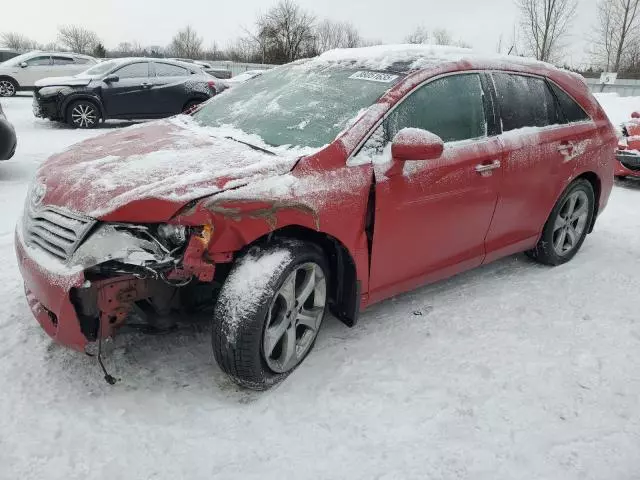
[{"left": 349, "top": 71, "right": 399, "bottom": 83}]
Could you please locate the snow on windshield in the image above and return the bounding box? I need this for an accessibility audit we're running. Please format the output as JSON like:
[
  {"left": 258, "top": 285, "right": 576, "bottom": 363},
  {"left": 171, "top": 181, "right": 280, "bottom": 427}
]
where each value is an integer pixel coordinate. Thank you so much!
[
  {"left": 1, "top": 52, "right": 36, "bottom": 67},
  {"left": 81, "top": 59, "right": 123, "bottom": 76},
  {"left": 194, "top": 62, "right": 402, "bottom": 149}
]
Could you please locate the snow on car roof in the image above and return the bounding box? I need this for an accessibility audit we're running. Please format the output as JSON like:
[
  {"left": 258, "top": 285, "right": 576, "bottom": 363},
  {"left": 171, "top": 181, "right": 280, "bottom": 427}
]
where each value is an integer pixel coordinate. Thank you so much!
[{"left": 316, "top": 44, "right": 558, "bottom": 73}]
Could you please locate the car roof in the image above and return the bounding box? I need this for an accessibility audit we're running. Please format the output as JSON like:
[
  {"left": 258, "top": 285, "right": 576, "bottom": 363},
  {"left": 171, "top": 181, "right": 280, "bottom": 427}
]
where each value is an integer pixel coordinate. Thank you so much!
[
  {"left": 22, "top": 51, "right": 95, "bottom": 59},
  {"left": 315, "top": 44, "right": 566, "bottom": 76},
  {"left": 108, "top": 57, "right": 203, "bottom": 72}
]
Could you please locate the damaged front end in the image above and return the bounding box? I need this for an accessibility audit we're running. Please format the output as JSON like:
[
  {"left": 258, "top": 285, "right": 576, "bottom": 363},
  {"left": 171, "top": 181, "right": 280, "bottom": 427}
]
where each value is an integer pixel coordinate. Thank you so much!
[{"left": 21, "top": 205, "right": 218, "bottom": 347}]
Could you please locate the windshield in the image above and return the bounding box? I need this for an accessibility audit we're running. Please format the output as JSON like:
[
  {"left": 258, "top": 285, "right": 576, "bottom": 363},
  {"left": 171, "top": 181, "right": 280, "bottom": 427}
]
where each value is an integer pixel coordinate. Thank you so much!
[
  {"left": 1, "top": 52, "right": 38, "bottom": 67},
  {"left": 80, "top": 60, "right": 121, "bottom": 76},
  {"left": 194, "top": 62, "right": 402, "bottom": 148}
]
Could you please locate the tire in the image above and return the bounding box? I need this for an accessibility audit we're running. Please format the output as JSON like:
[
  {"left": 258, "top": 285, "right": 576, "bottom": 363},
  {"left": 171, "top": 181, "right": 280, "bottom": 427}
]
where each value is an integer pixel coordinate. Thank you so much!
[
  {"left": 212, "top": 241, "right": 329, "bottom": 390},
  {"left": 527, "top": 179, "right": 595, "bottom": 266},
  {"left": 183, "top": 100, "right": 202, "bottom": 114},
  {"left": 66, "top": 100, "right": 100, "bottom": 129},
  {"left": 0, "top": 78, "right": 18, "bottom": 97}
]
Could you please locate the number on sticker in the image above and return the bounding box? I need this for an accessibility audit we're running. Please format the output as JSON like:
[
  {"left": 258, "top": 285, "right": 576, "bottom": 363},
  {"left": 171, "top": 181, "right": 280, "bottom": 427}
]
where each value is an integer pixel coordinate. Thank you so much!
[{"left": 349, "top": 71, "right": 399, "bottom": 83}]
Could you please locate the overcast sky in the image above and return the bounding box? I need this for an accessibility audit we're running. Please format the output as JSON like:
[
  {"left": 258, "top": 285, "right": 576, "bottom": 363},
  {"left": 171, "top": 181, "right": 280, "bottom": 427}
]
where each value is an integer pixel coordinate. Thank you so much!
[{"left": 1, "top": 0, "right": 597, "bottom": 65}]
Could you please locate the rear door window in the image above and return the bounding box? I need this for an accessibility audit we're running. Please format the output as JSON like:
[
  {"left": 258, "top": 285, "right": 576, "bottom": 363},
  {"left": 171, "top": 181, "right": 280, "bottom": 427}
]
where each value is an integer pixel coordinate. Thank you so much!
[
  {"left": 114, "top": 62, "right": 150, "bottom": 79},
  {"left": 155, "top": 63, "right": 189, "bottom": 77},
  {"left": 386, "top": 73, "right": 488, "bottom": 143},
  {"left": 52, "top": 56, "right": 75, "bottom": 65},
  {"left": 548, "top": 82, "right": 590, "bottom": 123},
  {"left": 492, "top": 73, "right": 559, "bottom": 132}
]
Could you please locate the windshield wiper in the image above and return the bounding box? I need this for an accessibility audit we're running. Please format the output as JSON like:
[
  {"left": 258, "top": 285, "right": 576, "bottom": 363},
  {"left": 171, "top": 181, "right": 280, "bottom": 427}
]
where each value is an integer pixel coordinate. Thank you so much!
[{"left": 224, "top": 136, "right": 276, "bottom": 155}]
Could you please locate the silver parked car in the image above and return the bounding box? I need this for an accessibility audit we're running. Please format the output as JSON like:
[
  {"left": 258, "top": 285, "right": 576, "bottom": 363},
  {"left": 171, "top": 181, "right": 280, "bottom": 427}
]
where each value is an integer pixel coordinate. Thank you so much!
[{"left": 0, "top": 51, "right": 98, "bottom": 97}]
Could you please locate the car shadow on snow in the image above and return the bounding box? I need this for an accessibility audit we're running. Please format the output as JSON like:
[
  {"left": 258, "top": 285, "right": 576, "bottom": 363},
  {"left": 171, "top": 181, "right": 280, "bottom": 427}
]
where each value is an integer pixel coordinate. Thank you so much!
[
  {"left": 615, "top": 177, "right": 640, "bottom": 190},
  {"left": 38, "top": 253, "right": 552, "bottom": 402}
]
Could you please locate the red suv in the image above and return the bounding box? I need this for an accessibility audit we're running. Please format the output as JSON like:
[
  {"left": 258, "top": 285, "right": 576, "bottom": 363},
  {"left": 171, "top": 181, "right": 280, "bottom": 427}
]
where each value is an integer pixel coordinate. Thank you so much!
[{"left": 15, "top": 46, "right": 616, "bottom": 389}]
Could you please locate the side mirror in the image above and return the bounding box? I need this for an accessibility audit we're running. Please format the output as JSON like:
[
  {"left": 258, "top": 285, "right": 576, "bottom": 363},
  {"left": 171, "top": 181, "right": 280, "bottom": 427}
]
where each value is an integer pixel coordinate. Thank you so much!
[
  {"left": 103, "top": 74, "right": 119, "bottom": 83},
  {"left": 20, "top": 62, "right": 28, "bottom": 68},
  {"left": 391, "top": 128, "right": 444, "bottom": 161}
]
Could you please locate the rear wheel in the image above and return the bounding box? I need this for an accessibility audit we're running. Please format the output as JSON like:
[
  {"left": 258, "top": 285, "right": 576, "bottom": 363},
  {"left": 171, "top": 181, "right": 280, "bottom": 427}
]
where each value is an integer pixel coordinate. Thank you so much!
[
  {"left": 527, "top": 179, "right": 595, "bottom": 266},
  {"left": 0, "top": 78, "right": 17, "bottom": 97},
  {"left": 212, "top": 241, "right": 328, "bottom": 390},
  {"left": 67, "top": 100, "right": 100, "bottom": 129}
]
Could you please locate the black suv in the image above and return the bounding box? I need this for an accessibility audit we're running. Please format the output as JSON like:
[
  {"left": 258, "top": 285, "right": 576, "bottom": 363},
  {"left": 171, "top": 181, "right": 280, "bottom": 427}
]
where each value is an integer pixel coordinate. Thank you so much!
[{"left": 33, "top": 58, "right": 220, "bottom": 128}]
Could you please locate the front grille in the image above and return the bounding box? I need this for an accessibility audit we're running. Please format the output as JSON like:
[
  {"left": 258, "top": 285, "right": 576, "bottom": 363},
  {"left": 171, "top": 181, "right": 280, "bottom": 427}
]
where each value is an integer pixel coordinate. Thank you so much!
[{"left": 26, "top": 206, "right": 96, "bottom": 261}]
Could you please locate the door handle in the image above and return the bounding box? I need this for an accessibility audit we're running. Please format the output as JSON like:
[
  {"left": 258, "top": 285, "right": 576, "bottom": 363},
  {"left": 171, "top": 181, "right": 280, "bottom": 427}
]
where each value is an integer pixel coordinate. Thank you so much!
[
  {"left": 557, "top": 141, "right": 575, "bottom": 153},
  {"left": 140, "top": 82, "right": 152, "bottom": 89},
  {"left": 475, "top": 160, "right": 501, "bottom": 174}
]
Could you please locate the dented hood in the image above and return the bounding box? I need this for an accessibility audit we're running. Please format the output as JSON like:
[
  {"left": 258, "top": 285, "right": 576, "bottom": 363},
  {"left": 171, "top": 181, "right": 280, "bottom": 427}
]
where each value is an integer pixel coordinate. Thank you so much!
[{"left": 34, "top": 116, "right": 301, "bottom": 222}]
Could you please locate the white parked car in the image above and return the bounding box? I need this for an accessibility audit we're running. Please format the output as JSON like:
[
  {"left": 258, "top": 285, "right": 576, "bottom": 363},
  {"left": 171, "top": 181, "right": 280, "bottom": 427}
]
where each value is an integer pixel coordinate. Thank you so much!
[
  {"left": 224, "top": 70, "right": 265, "bottom": 86},
  {"left": 0, "top": 52, "right": 98, "bottom": 97}
]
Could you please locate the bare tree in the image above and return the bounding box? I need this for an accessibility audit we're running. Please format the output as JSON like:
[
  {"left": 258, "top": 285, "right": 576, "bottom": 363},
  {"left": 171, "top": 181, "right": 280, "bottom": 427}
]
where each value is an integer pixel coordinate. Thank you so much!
[
  {"left": 116, "top": 41, "right": 146, "bottom": 57},
  {"left": 516, "top": 0, "right": 578, "bottom": 62},
  {"left": 57, "top": 25, "right": 99, "bottom": 54},
  {"left": 205, "top": 42, "right": 224, "bottom": 61},
  {"left": 315, "top": 20, "right": 361, "bottom": 52},
  {"left": 225, "top": 37, "right": 258, "bottom": 63},
  {"left": 405, "top": 26, "right": 430, "bottom": 44},
  {"left": 592, "top": 0, "right": 640, "bottom": 71},
  {"left": 0, "top": 32, "right": 39, "bottom": 51},
  {"left": 255, "top": 0, "right": 316, "bottom": 63},
  {"left": 168, "top": 26, "right": 203, "bottom": 58},
  {"left": 117, "top": 42, "right": 133, "bottom": 56},
  {"left": 432, "top": 28, "right": 454, "bottom": 46}
]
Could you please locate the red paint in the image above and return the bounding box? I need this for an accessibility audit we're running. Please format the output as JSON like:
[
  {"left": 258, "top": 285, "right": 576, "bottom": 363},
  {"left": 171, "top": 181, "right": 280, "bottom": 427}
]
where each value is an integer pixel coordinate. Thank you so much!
[
  {"left": 391, "top": 129, "right": 444, "bottom": 161},
  {"left": 17, "top": 58, "right": 617, "bottom": 348}
]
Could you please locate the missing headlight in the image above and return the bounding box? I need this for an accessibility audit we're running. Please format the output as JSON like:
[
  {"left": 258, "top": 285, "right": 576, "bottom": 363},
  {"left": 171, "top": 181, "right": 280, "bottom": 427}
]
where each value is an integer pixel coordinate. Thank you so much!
[{"left": 157, "top": 224, "right": 187, "bottom": 246}]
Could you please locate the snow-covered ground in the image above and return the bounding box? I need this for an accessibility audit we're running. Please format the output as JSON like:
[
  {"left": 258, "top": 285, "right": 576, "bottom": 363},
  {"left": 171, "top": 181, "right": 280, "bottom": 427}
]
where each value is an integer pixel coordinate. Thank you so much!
[{"left": 1, "top": 93, "right": 640, "bottom": 480}]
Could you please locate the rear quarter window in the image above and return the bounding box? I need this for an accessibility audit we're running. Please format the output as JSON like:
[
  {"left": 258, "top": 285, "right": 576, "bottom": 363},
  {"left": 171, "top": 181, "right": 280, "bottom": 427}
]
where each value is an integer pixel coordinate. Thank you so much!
[
  {"left": 548, "top": 82, "right": 590, "bottom": 123},
  {"left": 492, "top": 73, "right": 560, "bottom": 132}
]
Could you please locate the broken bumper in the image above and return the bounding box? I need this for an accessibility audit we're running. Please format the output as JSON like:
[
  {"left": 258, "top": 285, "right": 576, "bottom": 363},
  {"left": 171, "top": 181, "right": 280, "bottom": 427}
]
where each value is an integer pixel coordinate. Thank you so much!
[{"left": 15, "top": 229, "right": 88, "bottom": 351}]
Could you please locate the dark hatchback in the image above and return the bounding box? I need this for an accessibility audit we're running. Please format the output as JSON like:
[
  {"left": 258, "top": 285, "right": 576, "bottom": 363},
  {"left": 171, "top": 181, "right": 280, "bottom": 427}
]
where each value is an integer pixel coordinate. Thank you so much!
[{"left": 33, "top": 58, "right": 220, "bottom": 128}]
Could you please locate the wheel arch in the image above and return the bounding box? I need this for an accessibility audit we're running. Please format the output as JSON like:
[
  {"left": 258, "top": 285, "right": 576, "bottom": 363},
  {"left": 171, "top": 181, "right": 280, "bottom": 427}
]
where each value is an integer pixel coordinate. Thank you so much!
[
  {"left": 242, "top": 224, "right": 361, "bottom": 327},
  {"left": 574, "top": 171, "right": 601, "bottom": 233},
  {"left": 0, "top": 75, "right": 19, "bottom": 86},
  {"left": 63, "top": 95, "right": 105, "bottom": 121}
]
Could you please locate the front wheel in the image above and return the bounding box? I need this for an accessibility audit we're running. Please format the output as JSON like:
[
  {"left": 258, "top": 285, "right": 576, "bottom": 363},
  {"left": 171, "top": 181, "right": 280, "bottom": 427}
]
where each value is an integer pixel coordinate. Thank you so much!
[
  {"left": 67, "top": 100, "right": 100, "bottom": 129},
  {"left": 0, "top": 78, "right": 17, "bottom": 97},
  {"left": 527, "top": 179, "right": 595, "bottom": 266},
  {"left": 212, "top": 241, "right": 328, "bottom": 390}
]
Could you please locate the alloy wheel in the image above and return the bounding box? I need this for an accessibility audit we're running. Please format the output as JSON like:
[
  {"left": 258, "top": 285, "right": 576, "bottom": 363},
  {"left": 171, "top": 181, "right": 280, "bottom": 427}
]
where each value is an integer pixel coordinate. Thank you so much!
[
  {"left": 552, "top": 190, "right": 589, "bottom": 256},
  {"left": 0, "top": 80, "right": 15, "bottom": 97},
  {"left": 71, "top": 103, "right": 98, "bottom": 128},
  {"left": 262, "top": 262, "right": 326, "bottom": 373}
]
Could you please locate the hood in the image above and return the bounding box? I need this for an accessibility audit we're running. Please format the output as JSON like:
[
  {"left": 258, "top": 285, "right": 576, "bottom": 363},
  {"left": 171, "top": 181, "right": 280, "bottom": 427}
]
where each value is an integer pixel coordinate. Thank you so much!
[
  {"left": 35, "top": 76, "right": 92, "bottom": 88},
  {"left": 34, "top": 116, "right": 301, "bottom": 222}
]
